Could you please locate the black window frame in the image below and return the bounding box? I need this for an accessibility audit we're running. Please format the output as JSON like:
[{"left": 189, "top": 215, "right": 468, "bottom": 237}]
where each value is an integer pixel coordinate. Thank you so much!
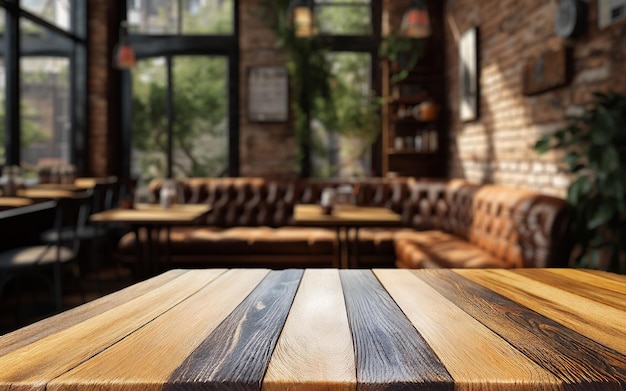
[
  {"left": 0, "top": 0, "right": 87, "bottom": 171},
  {"left": 120, "top": 0, "right": 240, "bottom": 179}
]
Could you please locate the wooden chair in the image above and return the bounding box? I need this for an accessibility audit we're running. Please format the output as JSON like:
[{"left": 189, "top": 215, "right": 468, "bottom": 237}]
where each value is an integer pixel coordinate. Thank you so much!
[{"left": 0, "top": 191, "right": 92, "bottom": 318}]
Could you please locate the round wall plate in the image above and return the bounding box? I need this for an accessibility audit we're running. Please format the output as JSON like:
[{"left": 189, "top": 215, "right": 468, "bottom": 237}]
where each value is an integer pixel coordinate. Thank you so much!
[{"left": 554, "top": 0, "right": 586, "bottom": 38}]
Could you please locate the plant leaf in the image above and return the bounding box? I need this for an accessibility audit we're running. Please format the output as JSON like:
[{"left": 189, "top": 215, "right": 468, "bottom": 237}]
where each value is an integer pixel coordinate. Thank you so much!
[{"left": 586, "top": 201, "right": 616, "bottom": 230}]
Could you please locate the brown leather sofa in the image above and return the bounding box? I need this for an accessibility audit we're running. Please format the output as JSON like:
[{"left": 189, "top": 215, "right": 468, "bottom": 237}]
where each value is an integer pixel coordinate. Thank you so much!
[{"left": 116, "top": 177, "right": 572, "bottom": 270}]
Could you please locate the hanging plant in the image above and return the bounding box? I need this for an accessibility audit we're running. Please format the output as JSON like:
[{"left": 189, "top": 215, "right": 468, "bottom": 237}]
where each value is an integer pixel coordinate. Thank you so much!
[{"left": 379, "top": 33, "right": 425, "bottom": 83}]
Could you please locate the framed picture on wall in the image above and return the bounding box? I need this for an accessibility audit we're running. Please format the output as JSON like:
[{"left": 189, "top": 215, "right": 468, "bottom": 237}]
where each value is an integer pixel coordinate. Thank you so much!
[
  {"left": 598, "top": 0, "right": 626, "bottom": 28},
  {"left": 459, "top": 27, "right": 479, "bottom": 122},
  {"left": 248, "top": 66, "right": 289, "bottom": 122}
]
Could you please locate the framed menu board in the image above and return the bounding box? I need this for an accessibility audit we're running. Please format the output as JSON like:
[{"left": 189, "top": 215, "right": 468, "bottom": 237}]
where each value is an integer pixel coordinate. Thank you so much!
[{"left": 248, "top": 66, "right": 289, "bottom": 122}]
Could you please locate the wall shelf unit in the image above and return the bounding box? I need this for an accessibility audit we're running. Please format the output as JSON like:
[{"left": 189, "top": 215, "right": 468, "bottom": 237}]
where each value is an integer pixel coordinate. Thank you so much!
[{"left": 381, "top": 1, "right": 446, "bottom": 178}]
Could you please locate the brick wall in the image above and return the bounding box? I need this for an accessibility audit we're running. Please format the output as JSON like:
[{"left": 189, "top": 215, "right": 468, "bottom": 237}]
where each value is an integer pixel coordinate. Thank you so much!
[
  {"left": 87, "top": 0, "right": 120, "bottom": 177},
  {"left": 239, "top": 0, "right": 298, "bottom": 178},
  {"left": 445, "top": 0, "right": 626, "bottom": 197}
]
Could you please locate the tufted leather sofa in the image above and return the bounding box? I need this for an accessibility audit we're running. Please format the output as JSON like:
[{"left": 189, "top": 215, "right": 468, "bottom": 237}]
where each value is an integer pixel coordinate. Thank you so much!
[{"left": 116, "top": 177, "right": 572, "bottom": 270}]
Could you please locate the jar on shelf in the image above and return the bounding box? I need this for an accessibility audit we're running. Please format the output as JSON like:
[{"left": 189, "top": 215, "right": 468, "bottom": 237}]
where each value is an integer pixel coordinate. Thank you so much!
[{"left": 414, "top": 134, "right": 423, "bottom": 151}]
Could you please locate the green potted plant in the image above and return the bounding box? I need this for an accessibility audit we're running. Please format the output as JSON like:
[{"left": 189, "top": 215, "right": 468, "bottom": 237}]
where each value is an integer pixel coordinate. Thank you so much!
[{"left": 534, "top": 91, "right": 626, "bottom": 273}]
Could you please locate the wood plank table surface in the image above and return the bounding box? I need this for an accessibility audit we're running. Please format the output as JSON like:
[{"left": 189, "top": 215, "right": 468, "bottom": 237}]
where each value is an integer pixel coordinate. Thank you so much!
[{"left": 0, "top": 268, "right": 624, "bottom": 390}]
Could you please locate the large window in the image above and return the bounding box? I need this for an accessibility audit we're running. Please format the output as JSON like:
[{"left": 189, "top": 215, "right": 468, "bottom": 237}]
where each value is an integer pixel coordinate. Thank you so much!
[
  {"left": 131, "top": 55, "right": 228, "bottom": 183},
  {"left": 125, "top": 0, "right": 237, "bottom": 184},
  {"left": 0, "top": 1, "right": 86, "bottom": 173},
  {"left": 311, "top": 0, "right": 380, "bottom": 177}
]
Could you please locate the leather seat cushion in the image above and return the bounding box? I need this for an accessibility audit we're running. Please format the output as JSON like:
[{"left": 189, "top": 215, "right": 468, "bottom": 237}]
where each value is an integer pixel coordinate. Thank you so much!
[
  {"left": 355, "top": 228, "right": 415, "bottom": 255},
  {"left": 118, "top": 226, "right": 336, "bottom": 256},
  {"left": 394, "top": 230, "right": 510, "bottom": 269}
]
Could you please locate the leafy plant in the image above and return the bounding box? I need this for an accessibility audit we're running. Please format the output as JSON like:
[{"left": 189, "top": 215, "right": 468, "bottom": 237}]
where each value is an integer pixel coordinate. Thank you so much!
[
  {"left": 379, "top": 33, "right": 425, "bottom": 83},
  {"left": 534, "top": 91, "right": 626, "bottom": 273}
]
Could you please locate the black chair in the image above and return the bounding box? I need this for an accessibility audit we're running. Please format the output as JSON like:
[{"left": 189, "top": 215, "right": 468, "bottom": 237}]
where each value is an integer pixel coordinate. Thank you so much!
[
  {"left": 0, "top": 191, "right": 92, "bottom": 317},
  {"left": 39, "top": 178, "right": 120, "bottom": 291}
]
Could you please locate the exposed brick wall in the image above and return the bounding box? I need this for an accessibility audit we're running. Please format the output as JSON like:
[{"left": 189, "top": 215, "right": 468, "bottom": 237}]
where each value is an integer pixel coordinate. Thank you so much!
[
  {"left": 239, "top": 0, "right": 297, "bottom": 178},
  {"left": 445, "top": 0, "right": 626, "bottom": 197},
  {"left": 87, "top": 0, "right": 120, "bottom": 177}
]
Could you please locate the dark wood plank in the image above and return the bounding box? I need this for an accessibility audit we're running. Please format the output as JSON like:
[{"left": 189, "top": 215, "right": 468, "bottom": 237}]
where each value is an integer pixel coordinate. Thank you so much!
[
  {"left": 49, "top": 269, "right": 270, "bottom": 391},
  {"left": 339, "top": 269, "right": 453, "bottom": 391},
  {"left": 458, "top": 269, "right": 626, "bottom": 356},
  {"left": 417, "top": 269, "right": 626, "bottom": 390},
  {"left": 165, "top": 269, "right": 303, "bottom": 391}
]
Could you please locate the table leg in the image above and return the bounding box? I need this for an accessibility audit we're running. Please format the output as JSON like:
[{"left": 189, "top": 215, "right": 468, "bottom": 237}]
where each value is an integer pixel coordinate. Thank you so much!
[
  {"left": 350, "top": 227, "right": 360, "bottom": 269},
  {"left": 334, "top": 227, "right": 342, "bottom": 269}
]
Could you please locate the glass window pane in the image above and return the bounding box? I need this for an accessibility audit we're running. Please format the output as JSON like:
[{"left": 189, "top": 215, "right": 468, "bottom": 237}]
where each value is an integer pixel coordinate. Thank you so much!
[
  {"left": 316, "top": 4, "right": 371, "bottom": 35},
  {"left": 127, "top": 0, "right": 234, "bottom": 35},
  {"left": 131, "top": 57, "right": 168, "bottom": 185},
  {"left": 182, "top": 0, "right": 234, "bottom": 35},
  {"left": 21, "top": 0, "right": 71, "bottom": 31},
  {"left": 172, "top": 56, "right": 228, "bottom": 177},
  {"left": 314, "top": 52, "right": 374, "bottom": 177},
  {"left": 20, "top": 56, "right": 71, "bottom": 171}
]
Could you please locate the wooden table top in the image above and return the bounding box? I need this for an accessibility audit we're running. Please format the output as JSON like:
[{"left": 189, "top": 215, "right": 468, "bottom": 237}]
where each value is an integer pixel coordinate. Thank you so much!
[
  {"left": 89, "top": 203, "right": 212, "bottom": 225},
  {"left": 15, "top": 188, "right": 76, "bottom": 199},
  {"left": 0, "top": 197, "right": 33, "bottom": 210},
  {"left": 294, "top": 204, "right": 402, "bottom": 227},
  {"left": 1, "top": 268, "right": 624, "bottom": 390}
]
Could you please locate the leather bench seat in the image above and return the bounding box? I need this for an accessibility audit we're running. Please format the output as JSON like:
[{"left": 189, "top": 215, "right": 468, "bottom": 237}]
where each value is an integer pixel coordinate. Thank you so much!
[
  {"left": 394, "top": 230, "right": 510, "bottom": 269},
  {"left": 116, "top": 177, "right": 572, "bottom": 270},
  {"left": 117, "top": 226, "right": 337, "bottom": 268}
]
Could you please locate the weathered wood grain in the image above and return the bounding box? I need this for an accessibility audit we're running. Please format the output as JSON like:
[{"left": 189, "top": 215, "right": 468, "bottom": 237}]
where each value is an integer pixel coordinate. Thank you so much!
[
  {"left": 165, "top": 269, "right": 303, "bottom": 391},
  {"left": 374, "top": 269, "right": 562, "bottom": 390},
  {"left": 457, "top": 269, "right": 626, "bottom": 356},
  {"left": 418, "top": 269, "right": 626, "bottom": 390},
  {"left": 0, "top": 269, "right": 187, "bottom": 357},
  {"left": 513, "top": 268, "right": 626, "bottom": 311},
  {"left": 0, "top": 269, "right": 227, "bottom": 391},
  {"left": 339, "top": 269, "right": 453, "bottom": 391},
  {"left": 49, "top": 269, "right": 270, "bottom": 391},
  {"left": 263, "top": 269, "right": 356, "bottom": 391}
]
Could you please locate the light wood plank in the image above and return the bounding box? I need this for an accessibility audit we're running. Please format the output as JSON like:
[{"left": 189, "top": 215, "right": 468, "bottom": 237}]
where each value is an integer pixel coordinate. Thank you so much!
[
  {"left": 263, "top": 269, "right": 356, "bottom": 391},
  {"left": 0, "top": 269, "right": 187, "bottom": 357},
  {"left": 514, "top": 269, "right": 626, "bottom": 311},
  {"left": 375, "top": 269, "right": 562, "bottom": 390},
  {"left": 339, "top": 270, "right": 453, "bottom": 391},
  {"left": 49, "top": 269, "right": 270, "bottom": 391},
  {"left": 166, "top": 269, "right": 303, "bottom": 391},
  {"left": 422, "top": 270, "right": 626, "bottom": 388},
  {"left": 457, "top": 269, "right": 626, "bottom": 356},
  {"left": 0, "top": 269, "right": 227, "bottom": 391}
]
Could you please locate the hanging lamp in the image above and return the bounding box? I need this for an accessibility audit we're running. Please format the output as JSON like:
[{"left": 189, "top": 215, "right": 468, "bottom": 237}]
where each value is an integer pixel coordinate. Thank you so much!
[
  {"left": 401, "top": 0, "right": 431, "bottom": 38},
  {"left": 114, "top": 21, "right": 136, "bottom": 69},
  {"left": 288, "top": 0, "right": 316, "bottom": 38}
]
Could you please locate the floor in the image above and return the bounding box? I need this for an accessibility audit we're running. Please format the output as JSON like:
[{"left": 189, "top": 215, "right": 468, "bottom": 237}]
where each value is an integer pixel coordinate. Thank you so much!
[{"left": 0, "top": 264, "right": 137, "bottom": 335}]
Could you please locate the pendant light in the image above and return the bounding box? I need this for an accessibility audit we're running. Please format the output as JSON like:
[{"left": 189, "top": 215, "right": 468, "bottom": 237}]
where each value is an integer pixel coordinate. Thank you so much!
[
  {"left": 401, "top": 0, "right": 431, "bottom": 38},
  {"left": 114, "top": 21, "right": 136, "bottom": 70},
  {"left": 288, "top": 0, "right": 316, "bottom": 38}
]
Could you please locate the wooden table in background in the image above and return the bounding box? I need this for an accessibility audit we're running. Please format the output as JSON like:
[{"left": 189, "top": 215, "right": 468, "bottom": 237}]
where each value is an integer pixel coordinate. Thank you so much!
[
  {"left": 294, "top": 204, "right": 402, "bottom": 268},
  {"left": 0, "top": 197, "right": 33, "bottom": 211},
  {"left": 16, "top": 188, "right": 76, "bottom": 200},
  {"left": 1, "top": 268, "right": 623, "bottom": 390},
  {"left": 89, "top": 203, "right": 212, "bottom": 276}
]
